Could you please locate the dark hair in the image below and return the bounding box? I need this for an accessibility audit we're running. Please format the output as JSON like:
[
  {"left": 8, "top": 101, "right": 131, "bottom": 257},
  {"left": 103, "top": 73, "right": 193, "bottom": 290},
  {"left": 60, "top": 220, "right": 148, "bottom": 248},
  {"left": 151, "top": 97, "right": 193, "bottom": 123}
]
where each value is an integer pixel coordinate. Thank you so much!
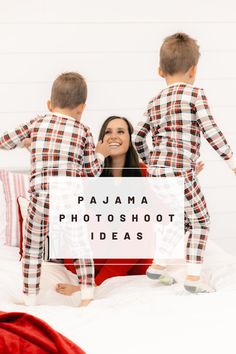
[
  {"left": 98, "top": 116, "right": 142, "bottom": 177},
  {"left": 51, "top": 72, "right": 87, "bottom": 109},
  {"left": 160, "top": 32, "right": 200, "bottom": 75}
]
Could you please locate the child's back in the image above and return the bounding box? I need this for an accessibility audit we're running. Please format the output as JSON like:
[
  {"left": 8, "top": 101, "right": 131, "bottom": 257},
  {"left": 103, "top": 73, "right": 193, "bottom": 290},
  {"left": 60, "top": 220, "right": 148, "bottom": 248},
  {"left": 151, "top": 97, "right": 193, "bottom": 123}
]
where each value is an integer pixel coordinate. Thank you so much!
[
  {"left": 144, "top": 82, "right": 233, "bottom": 171},
  {"left": 29, "top": 112, "right": 100, "bottom": 192}
]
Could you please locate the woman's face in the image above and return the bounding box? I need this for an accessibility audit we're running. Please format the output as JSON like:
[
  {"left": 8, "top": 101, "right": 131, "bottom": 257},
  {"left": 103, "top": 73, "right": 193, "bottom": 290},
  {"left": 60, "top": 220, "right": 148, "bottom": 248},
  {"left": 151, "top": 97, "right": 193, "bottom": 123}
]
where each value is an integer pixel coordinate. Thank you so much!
[{"left": 103, "top": 118, "right": 130, "bottom": 157}]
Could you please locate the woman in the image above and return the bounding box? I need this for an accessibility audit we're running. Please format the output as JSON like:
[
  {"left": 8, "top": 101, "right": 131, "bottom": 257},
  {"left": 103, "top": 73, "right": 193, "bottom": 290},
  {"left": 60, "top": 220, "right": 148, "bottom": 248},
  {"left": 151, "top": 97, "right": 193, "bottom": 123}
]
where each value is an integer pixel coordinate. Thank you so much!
[{"left": 56, "top": 116, "right": 204, "bottom": 295}]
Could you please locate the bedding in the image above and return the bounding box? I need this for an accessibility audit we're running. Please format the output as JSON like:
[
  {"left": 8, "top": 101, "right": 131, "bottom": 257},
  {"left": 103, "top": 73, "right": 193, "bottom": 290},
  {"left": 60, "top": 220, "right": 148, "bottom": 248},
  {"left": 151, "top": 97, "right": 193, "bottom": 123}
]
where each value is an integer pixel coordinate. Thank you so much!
[
  {"left": 0, "top": 311, "right": 85, "bottom": 354},
  {"left": 0, "top": 241, "right": 236, "bottom": 354}
]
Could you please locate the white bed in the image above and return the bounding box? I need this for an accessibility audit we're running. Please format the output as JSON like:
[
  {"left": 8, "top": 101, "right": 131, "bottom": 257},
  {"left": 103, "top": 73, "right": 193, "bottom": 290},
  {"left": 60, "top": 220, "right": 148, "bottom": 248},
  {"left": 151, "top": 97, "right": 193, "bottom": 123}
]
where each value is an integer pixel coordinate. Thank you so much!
[{"left": 0, "top": 241, "right": 236, "bottom": 354}]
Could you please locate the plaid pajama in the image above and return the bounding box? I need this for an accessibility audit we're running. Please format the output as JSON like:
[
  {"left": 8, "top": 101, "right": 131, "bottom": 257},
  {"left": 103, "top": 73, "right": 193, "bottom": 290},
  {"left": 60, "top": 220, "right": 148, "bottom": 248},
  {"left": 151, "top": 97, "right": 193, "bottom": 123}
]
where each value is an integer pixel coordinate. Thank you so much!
[
  {"left": 23, "top": 192, "right": 94, "bottom": 296},
  {"left": 0, "top": 112, "right": 103, "bottom": 297},
  {"left": 148, "top": 167, "right": 210, "bottom": 266},
  {"left": 133, "top": 83, "right": 234, "bottom": 271}
]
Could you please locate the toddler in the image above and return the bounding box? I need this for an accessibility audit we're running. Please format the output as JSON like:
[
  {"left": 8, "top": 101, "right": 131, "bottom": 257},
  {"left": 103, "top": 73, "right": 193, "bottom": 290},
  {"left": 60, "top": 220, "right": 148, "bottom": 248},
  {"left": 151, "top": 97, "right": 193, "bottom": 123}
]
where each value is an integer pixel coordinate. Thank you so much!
[
  {"left": 133, "top": 33, "right": 236, "bottom": 293},
  {"left": 0, "top": 72, "right": 110, "bottom": 305}
]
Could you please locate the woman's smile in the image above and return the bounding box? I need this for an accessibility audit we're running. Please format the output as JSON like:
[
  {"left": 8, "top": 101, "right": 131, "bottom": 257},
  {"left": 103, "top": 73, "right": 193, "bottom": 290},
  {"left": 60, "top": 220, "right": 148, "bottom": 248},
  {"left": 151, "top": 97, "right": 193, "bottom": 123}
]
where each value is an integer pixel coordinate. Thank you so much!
[{"left": 108, "top": 142, "right": 122, "bottom": 149}]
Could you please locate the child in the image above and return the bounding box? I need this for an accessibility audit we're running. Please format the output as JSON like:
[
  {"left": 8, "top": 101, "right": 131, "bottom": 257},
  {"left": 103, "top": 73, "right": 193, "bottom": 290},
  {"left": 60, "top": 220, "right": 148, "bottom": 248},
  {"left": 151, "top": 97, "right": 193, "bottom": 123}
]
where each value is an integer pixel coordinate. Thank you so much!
[
  {"left": 132, "top": 33, "right": 236, "bottom": 293},
  {"left": 0, "top": 72, "right": 110, "bottom": 306}
]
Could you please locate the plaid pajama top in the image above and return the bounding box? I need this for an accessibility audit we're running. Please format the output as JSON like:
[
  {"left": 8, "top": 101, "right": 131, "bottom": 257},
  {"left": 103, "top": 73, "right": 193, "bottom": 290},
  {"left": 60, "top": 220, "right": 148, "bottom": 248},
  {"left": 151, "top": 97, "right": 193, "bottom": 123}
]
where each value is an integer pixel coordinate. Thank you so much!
[
  {"left": 133, "top": 83, "right": 235, "bottom": 171},
  {"left": 0, "top": 112, "right": 104, "bottom": 192}
]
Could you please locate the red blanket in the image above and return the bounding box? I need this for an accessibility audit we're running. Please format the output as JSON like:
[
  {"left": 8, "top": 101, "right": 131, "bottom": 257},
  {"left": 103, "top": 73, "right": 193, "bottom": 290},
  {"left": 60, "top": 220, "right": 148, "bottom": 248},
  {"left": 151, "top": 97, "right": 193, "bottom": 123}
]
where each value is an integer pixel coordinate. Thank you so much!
[{"left": 0, "top": 311, "right": 86, "bottom": 354}]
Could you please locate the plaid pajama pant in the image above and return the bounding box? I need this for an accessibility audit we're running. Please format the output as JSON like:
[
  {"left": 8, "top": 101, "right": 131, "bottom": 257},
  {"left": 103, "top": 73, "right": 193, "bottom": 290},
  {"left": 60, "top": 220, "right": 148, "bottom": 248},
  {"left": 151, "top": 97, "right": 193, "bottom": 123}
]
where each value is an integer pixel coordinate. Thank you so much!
[
  {"left": 23, "top": 192, "right": 94, "bottom": 295},
  {"left": 148, "top": 167, "right": 210, "bottom": 266},
  {"left": 133, "top": 83, "right": 234, "bottom": 273}
]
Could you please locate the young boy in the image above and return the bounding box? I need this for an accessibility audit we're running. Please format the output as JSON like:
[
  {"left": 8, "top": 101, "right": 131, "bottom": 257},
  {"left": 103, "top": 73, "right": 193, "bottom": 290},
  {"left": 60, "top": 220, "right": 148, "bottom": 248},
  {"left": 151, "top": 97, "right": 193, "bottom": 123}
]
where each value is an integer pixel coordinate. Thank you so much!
[
  {"left": 0, "top": 72, "right": 110, "bottom": 305},
  {"left": 133, "top": 33, "right": 236, "bottom": 293}
]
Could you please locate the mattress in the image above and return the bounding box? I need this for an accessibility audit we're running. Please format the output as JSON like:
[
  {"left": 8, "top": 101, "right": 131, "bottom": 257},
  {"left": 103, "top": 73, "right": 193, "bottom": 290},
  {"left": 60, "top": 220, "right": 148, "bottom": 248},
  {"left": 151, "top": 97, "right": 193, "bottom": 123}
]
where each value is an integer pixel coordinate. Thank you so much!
[{"left": 0, "top": 241, "right": 236, "bottom": 354}]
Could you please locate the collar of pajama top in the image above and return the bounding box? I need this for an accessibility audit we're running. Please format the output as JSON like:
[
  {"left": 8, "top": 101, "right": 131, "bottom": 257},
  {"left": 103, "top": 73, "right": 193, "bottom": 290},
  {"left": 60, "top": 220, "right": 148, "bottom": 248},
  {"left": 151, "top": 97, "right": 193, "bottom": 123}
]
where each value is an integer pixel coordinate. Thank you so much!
[
  {"left": 166, "top": 82, "right": 193, "bottom": 88},
  {"left": 47, "top": 111, "right": 78, "bottom": 122}
]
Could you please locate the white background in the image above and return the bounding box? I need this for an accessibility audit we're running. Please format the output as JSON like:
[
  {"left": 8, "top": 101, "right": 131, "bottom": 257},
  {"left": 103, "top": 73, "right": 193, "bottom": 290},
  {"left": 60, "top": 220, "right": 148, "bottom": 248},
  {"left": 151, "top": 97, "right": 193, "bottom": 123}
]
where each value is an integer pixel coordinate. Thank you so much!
[{"left": 0, "top": 0, "right": 235, "bottom": 254}]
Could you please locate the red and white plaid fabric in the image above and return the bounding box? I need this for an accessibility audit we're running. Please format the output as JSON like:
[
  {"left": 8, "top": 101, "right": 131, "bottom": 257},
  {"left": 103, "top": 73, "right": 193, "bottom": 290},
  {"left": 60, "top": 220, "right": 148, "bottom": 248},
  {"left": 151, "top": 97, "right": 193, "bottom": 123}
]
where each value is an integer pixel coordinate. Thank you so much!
[
  {"left": 148, "top": 167, "right": 210, "bottom": 272},
  {"left": 23, "top": 193, "right": 94, "bottom": 298},
  {"left": 133, "top": 83, "right": 235, "bottom": 171},
  {"left": 0, "top": 112, "right": 104, "bottom": 193}
]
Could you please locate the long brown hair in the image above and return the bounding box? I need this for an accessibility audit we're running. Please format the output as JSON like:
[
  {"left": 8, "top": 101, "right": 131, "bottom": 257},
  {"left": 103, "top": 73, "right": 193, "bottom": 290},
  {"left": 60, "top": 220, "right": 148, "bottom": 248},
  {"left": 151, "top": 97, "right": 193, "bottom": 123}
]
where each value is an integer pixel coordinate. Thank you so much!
[{"left": 98, "top": 116, "right": 142, "bottom": 177}]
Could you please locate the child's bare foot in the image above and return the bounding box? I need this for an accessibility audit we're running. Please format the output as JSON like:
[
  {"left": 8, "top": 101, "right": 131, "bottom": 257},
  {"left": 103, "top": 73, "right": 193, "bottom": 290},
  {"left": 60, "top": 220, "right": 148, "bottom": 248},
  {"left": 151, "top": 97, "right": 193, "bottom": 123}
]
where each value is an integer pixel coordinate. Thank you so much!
[
  {"left": 186, "top": 275, "right": 200, "bottom": 281},
  {"left": 56, "top": 283, "right": 81, "bottom": 295},
  {"left": 150, "top": 263, "right": 166, "bottom": 270},
  {"left": 80, "top": 299, "right": 92, "bottom": 307}
]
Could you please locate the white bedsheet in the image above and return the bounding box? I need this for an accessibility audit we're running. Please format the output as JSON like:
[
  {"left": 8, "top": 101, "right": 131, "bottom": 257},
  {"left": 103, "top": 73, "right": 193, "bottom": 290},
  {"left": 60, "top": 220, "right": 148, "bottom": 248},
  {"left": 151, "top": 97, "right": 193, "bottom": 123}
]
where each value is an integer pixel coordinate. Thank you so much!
[{"left": 0, "top": 241, "right": 236, "bottom": 354}]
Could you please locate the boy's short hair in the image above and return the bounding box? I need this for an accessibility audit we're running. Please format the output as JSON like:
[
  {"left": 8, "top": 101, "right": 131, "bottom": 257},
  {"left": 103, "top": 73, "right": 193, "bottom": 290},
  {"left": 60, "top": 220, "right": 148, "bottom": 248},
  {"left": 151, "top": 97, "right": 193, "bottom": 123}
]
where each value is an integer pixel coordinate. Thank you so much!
[
  {"left": 160, "top": 32, "right": 200, "bottom": 75},
  {"left": 51, "top": 72, "right": 87, "bottom": 109}
]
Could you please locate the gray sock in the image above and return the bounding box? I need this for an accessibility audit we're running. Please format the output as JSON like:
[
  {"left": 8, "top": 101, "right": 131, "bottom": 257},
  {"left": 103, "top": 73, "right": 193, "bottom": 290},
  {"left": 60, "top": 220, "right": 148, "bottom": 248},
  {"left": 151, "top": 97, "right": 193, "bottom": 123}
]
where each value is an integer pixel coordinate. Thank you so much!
[
  {"left": 146, "top": 267, "right": 177, "bottom": 285},
  {"left": 184, "top": 279, "right": 215, "bottom": 294}
]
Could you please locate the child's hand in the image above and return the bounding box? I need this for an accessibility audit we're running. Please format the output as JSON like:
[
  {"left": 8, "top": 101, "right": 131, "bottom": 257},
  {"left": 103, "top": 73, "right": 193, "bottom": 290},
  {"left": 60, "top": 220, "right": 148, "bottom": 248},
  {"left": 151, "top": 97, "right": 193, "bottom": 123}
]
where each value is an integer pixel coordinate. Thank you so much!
[
  {"left": 233, "top": 168, "right": 236, "bottom": 175},
  {"left": 80, "top": 299, "right": 92, "bottom": 307},
  {"left": 195, "top": 161, "right": 204, "bottom": 175},
  {"left": 96, "top": 140, "right": 111, "bottom": 158},
  {"left": 22, "top": 137, "right": 32, "bottom": 150}
]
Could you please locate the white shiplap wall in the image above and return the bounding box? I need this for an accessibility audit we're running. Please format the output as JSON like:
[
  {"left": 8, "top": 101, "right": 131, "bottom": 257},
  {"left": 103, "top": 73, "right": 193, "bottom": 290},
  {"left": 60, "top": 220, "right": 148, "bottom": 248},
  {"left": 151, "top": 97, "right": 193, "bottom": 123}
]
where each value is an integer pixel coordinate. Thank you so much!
[{"left": 0, "top": 0, "right": 235, "bottom": 254}]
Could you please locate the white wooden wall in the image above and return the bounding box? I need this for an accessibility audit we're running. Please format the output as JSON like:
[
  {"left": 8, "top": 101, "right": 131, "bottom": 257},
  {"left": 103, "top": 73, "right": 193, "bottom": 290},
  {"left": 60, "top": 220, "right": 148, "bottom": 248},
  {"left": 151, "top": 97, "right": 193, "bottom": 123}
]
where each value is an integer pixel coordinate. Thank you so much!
[{"left": 0, "top": 0, "right": 235, "bottom": 254}]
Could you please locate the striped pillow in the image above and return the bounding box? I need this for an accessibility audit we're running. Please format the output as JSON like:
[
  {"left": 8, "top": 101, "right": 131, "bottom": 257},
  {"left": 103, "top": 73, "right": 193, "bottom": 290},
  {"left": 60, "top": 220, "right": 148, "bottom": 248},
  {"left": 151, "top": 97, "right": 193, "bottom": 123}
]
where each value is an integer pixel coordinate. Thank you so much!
[
  {"left": 0, "top": 180, "right": 6, "bottom": 245},
  {"left": 0, "top": 170, "right": 29, "bottom": 246}
]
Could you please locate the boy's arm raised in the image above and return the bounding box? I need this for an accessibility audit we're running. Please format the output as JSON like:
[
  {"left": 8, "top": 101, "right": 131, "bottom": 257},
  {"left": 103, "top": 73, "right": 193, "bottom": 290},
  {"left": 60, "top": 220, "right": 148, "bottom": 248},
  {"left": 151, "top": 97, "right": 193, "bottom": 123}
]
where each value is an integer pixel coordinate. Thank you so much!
[
  {"left": 195, "top": 88, "right": 236, "bottom": 170},
  {"left": 0, "top": 118, "right": 36, "bottom": 150}
]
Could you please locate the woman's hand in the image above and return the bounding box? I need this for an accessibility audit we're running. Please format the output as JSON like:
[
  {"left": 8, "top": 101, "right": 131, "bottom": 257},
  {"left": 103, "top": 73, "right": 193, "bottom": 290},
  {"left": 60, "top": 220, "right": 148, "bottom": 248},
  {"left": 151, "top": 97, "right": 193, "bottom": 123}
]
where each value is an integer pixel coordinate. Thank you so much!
[
  {"left": 56, "top": 283, "right": 81, "bottom": 295},
  {"left": 195, "top": 161, "right": 204, "bottom": 175},
  {"left": 96, "top": 140, "right": 111, "bottom": 158}
]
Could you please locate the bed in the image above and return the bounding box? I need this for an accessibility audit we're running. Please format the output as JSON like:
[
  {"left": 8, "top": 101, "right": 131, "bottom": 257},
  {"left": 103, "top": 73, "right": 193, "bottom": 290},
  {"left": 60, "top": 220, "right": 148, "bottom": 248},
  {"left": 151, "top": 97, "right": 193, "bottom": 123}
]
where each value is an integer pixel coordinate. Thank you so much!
[{"left": 0, "top": 240, "right": 236, "bottom": 354}]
